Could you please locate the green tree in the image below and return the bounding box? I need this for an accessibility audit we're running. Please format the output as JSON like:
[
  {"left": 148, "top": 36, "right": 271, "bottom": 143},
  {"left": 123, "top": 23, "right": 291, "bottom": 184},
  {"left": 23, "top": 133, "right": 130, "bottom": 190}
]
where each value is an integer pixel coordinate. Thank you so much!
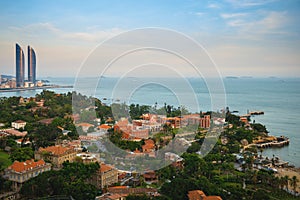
[{"left": 10, "top": 147, "right": 34, "bottom": 162}]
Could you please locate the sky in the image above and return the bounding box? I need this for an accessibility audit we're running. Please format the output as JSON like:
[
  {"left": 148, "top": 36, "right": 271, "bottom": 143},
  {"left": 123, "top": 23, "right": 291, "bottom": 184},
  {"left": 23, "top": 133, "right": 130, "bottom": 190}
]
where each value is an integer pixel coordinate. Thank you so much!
[{"left": 0, "top": 0, "right": 299, "bottom": 78}]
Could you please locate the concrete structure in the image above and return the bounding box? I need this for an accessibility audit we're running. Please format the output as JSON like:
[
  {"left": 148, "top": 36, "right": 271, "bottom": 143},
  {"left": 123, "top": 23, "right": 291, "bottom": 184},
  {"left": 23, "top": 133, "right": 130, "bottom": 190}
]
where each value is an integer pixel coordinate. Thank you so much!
[
  {"left": 4, "top": 159, "right": 51, "bottom": 190},
  {"left": 16, "top": 43, "right": 25, "bottom": 87},
  {"left": 35, "top": 145, "right": 77, "bottom": 168},
  {"left": 27, "top": 46, "right": 36, "bottom": 83}
]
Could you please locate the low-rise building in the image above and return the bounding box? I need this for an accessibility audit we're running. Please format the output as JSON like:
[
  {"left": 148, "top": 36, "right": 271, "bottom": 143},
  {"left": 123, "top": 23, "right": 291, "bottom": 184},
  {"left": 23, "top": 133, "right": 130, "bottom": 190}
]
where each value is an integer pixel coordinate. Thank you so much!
[
  {"left": 77, "top": 123, "right": 94, "bottom": 132},
  {"left": 106, "top": 186, "right": 159, "bottom": 197},
  {"left": 3, "top": 159, "right": 51, "bottom": 190},
  {"left": 200, "top": 115, "right": 210, "bottom": 129},
  {"left": 0, "top": 128, "right": 27, "bottom": 137},
  {"left": 92, "top": 163, "right": 118, "bottom": 189},
  {"left": 76, "top": 152, "right": 100, "bottom": 164},
  {"left": 11, "top": 120, "right": 26, "bottom": 130},
  {"left": 34, "top": 145, "right": 77, "bottom": 168},
  {"left": 142, "top": 139, "right": 155, "bottom": 153}
]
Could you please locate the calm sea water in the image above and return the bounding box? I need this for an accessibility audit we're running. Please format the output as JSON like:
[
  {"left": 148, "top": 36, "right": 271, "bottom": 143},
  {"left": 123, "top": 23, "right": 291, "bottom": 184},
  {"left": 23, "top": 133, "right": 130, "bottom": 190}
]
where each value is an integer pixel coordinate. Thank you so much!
[{"left": 1, "top": 77, "right": 299, "bottom": 167}]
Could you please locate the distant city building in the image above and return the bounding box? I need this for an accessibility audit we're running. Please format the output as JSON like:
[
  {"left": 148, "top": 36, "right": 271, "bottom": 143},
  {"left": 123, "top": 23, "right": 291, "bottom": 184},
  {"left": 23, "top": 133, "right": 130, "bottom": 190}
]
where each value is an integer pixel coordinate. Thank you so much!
[
  {"left": 28, "top": 45, "right": 36, "bottom": 83},
  {"left": 16, "top": 43, "right": 25, "bottom": 87}
]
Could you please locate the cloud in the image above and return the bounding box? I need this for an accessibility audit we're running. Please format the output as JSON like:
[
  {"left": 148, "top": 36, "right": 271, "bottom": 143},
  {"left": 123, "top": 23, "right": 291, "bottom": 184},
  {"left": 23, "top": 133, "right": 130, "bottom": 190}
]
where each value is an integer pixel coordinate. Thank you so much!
[
  {"left": 221, "top": 11, "right": 290, "bottom": 39},
  {"left": 224, "top": 0, "right": 277, "bottom": 7},
  {"left": 195, "top": 12, "right": 205, "bottom": 16},
  {"left": 8, "top": 23, "right": 124, "bottom": 43},
  {"left": 207, "top": 3, "right": 221, "bottom": 9},
  {"left": 220, "top": 13, "right": 248, "bottom": 19}
]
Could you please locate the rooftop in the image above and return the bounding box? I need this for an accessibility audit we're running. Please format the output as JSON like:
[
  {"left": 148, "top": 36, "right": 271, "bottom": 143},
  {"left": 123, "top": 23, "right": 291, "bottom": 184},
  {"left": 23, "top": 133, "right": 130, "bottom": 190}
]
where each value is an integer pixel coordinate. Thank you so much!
[
  {"left": 13, "top": 120, "right": 26, "bottom": 123},
  {"left": 98, "top": 124, "right": 111, "bottom": 129},
  {"left": 76, "top": 123, "right": 94, "bottom": 127},
  {"left": 39, "top": 145, "right": 72, "bottom": 156},
  {"left": 9, "top": 159, "right": 46, "bottom": 173},
  {"left": 100, "top": 163, "right": 113, "bottom": 173}
]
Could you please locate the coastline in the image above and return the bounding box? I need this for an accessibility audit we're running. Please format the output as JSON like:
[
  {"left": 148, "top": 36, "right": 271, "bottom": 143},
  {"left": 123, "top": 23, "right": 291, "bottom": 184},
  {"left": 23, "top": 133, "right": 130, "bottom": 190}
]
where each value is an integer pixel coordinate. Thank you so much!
[
  {"left": 276, "top": 167, "right": 300, "bottom": 194},
  {"left": 0, "top": 85, "right": 73, "bottom": 93}
]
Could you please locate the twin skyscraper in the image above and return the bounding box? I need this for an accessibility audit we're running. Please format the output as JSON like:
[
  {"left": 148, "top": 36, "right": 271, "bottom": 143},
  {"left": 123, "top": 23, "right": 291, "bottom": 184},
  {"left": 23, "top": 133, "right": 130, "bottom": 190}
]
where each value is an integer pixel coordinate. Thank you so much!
[{"left": 16, "top": 43, "right": 36, "bottom": 87}]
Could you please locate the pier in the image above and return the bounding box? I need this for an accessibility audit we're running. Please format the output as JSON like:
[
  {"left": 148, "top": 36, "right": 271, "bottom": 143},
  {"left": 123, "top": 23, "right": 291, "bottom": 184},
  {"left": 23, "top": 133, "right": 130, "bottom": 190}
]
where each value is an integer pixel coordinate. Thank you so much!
[{"left": 256, "top": 136, "right": 289, "bottom": 148}]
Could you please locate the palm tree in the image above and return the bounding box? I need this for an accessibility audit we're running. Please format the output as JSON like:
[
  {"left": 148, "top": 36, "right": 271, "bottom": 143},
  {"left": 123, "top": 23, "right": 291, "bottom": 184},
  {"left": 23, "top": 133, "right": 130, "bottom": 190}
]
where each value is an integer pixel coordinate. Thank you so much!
[
  {"left": 283, "top": 175, "right": 290, "bottom": 190},
  {"left": 279, "top": 176, "right": 285, "bottom": 190},
  {"left": 259, "top": 148, "right": 263, "bottom": 159},
  {"left": 252, "top": 170, "right": 258, "bottom": 184},
  {"left": 290, "top": 175, "right": 299, "bottom": 192}
]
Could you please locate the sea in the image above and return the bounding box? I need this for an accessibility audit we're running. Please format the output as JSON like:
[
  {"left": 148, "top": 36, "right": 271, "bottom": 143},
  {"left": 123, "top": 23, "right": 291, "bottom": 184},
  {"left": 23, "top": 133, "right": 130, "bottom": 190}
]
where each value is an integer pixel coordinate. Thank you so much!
[{"left": 1, "top": 77, "right": 299, "bottom": 167}]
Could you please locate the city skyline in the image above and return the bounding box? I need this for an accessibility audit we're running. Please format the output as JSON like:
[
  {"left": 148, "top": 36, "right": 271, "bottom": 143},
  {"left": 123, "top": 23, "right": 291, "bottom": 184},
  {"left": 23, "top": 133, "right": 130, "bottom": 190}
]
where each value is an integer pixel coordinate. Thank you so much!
[
  {"left": 0, "top": 0, "right": 299, "bottom": 77},
  {"left": 14, "top": 43, "right": 37, "bottom": 87}
]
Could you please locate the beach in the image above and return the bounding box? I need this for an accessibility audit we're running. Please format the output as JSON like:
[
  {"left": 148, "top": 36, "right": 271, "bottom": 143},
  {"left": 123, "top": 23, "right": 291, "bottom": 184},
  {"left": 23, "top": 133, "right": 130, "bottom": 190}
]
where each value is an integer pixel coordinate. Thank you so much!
[{"left": 276, "top": 167, "right": 300, "bottom": 193}]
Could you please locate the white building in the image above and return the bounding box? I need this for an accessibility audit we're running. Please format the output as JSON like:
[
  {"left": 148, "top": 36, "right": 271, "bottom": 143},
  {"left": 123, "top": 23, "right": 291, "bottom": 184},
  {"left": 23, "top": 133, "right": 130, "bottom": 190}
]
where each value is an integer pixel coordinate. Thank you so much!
[{"left": 11, "top": 120, "right": 27, "bottom": 130}]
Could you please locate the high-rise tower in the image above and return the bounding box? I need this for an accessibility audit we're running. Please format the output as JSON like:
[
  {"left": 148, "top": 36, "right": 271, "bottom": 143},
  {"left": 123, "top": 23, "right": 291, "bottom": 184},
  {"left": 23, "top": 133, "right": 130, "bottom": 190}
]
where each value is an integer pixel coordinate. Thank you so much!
[
  {"left": 16, "top": 43, "right": 25, "bottom": 87},
  {"left": 28, "top": 46, "right": 36, "bottom": 83}
]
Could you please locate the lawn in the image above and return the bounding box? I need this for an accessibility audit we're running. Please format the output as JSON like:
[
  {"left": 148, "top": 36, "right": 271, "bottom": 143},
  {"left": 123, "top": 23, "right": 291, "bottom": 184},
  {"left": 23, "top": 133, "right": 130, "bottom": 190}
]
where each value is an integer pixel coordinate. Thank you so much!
[{"left": 0, "top": 150, "right": 12, "bottom": 170}]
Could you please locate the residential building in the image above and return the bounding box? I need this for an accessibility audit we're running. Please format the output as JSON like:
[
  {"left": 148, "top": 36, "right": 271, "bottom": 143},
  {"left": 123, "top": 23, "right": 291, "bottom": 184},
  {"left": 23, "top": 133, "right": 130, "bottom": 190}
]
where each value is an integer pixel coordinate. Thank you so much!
[
  {"left": 114, "top": 119, "right": 149, "bottom": 139},
  {"left": 143, "top": 171, "right": 158, "bottom": 184},
  {"left": 97, "top": 124, "right": 111, "bottom": 133},
  {"left": 76, "top": 123, "right": 94, "bottom": 132},
  {"left": 200, "top": 115, "right": 211, "bottom": 129},
  {"left": 76, "top": 152, "right": 99, "bottom": 164},
  {"left": 34, "top": 145, "right": 77, "bottom": 168},
  {"left": 142, "top": 139, "right": 155, "bottom": 153},
  {"left": 93, "top": 163, "right": 118, "bottom": 189},
  {"left": 188, "top": 190, "right": 222, "bottom": 200},
  {"left": 0, "top": 128, "right": 27, "bottom": 137},
  {"left": 4, "top": 159, "right": 51, "bottom": 190},
  {"left": 11, "top": 120, "right": 26, "bottom": 130},
  {"left": 106, "top": 186, "right": 159, "bottom": 197}
]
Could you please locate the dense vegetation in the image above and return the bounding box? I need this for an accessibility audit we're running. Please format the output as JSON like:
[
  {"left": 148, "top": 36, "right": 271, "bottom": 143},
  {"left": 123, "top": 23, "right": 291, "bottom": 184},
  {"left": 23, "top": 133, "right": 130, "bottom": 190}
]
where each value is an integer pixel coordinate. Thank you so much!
[{"left": 20, "top": 162, "right": 100, "bottom": 200}]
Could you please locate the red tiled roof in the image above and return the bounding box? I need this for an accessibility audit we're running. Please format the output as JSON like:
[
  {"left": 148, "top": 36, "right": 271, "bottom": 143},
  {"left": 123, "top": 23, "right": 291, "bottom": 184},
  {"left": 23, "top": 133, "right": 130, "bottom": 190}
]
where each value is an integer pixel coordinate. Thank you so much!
[
  {"left": 98, "top": 124, "right": 111, "bottom": 129},
  {"left": 100, "top": 163, "right": 113, "bottom": 173},
  {"left": 142, "top": 139, "right": 155, "bottom": 151},
  {"left": 2, "top": 129, "right": 27, "bottom": 137},
  {"left": 77, "top": 123, "right": 94, "bottom": 127},
  {"left": 14, "top": 120, "right": 26, "bottom": 123},
  {"left": 188, "top": 190, "right": 222, "bottom": 200},
  {"left": 9, "top": 159, "right": 46, "bottom": 173},
  {"left": 39, "top": 145, "right": 71, "bottom": 156},
  {"left": 203, "top": 197, "right": 222, "bottom": 200},
  {"left": 39, "top": 118, "right": 54, "bottom": 125},
  {"left": 188, "top": 190, "right": 206, "bottom": 200}
]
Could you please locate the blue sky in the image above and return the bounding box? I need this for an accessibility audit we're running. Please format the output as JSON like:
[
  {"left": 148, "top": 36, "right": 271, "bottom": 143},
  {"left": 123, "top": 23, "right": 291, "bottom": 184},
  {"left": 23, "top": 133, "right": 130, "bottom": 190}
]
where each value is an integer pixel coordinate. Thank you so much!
[{"left": 0, "top": 0, "right": 299, "bottom": 77}]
